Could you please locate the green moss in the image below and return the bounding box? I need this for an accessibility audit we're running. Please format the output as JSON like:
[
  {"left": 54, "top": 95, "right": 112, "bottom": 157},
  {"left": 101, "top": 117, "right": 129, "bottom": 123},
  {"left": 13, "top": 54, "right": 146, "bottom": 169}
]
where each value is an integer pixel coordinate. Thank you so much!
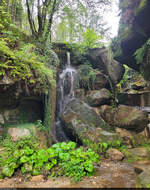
[
  {"left": 43, "top": 86, "right": 52, "bottom": 132},
  {"left": 134, "top": 0, "right": 148, "bottom": 16}
]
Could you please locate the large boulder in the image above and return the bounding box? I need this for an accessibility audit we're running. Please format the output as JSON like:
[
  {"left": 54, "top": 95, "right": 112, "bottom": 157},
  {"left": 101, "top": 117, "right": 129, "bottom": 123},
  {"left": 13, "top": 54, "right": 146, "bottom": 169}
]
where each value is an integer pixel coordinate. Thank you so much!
[
  {"left": 87, "top": 48, "right": 125, "bottom": 84},
  {"left": 62, "top": 99, "right": 119, "bottom": 145},
  {"left": 100, "top": 105, "right": 148, "bottom": 132},
  {"left": 85, "top": 88, "right": 112, "bottom": 107}
]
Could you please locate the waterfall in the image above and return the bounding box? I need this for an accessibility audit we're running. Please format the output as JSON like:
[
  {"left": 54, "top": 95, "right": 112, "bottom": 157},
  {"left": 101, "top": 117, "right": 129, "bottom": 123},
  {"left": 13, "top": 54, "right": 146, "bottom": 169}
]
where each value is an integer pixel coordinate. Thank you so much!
[{"left": 55, "top": 52, "right": 77, "bottom": 141}]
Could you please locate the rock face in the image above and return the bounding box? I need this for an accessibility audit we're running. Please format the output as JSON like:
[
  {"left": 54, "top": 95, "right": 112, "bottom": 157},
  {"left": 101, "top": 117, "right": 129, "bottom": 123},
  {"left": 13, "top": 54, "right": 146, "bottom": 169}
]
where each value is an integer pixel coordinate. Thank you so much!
[
  {"left": 85, "top": 89, "right": 112, "bottom": 107},
  {"left": 62, "top": 99, "right": 119, "bottom": 144},
  {"left": 112, "top": 0, "right": 150, "bottom": 78},
  {"left": 100, "top": 105, "right": 148, "bottom": 132},
  {"left": 87, "top": 48, "right": 125, "bottom": 84}
]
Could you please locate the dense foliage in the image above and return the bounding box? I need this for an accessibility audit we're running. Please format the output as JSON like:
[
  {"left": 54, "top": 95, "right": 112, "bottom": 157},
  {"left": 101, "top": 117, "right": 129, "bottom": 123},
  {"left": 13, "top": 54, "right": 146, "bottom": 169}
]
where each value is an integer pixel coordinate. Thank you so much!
[
  {"left": 0, "top": 1, "right": 57, "bottom": 91},
  {"left": 76, "top": 64, "right": 99, "bottom": 90},
  {"left": 134, "top": 38, "right": 150, "bottom": 65},
  {"left": 0, "top": 137, "right": 100, "bottom": 182}
]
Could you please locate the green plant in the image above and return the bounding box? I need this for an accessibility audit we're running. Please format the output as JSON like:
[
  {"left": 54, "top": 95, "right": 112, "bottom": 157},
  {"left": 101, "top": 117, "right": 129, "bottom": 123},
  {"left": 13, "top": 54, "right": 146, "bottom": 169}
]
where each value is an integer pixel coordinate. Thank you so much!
[
  {"left": 134, "top": 38, "right": 150, "bottom": 65},
  {"left": 81, "top": 27, "right": 104, "bottom": 50},
  {"left": 76, "top": 64, "right": 98, "bottom": 90},
  {"left": 83, "top": 139, "right": 127, "bottom": 155},
  {"left": 35, "top": 120, "right": 47, "bottom": 132},
  {"left": 117, "top": 65, "right": 130, "bottom": 92},
  {"left": 0, "top": 138, "right": 100, "bottom": 182}
]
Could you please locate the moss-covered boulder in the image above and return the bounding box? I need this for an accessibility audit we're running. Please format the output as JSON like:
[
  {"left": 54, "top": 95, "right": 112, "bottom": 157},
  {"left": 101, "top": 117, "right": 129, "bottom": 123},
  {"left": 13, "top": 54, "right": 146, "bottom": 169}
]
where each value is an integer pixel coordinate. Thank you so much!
[
  {"left": 63, "top": 99, "right": 107, "bottom": 128},
  {"left": 62, "top": 99, "right": 119, "bottom": 145},
  {"left": 85, "top": 88, "right": 112, "bottom": 107},
  {"left": 100, "top": 104, "right": 148, "bottom": 132}
]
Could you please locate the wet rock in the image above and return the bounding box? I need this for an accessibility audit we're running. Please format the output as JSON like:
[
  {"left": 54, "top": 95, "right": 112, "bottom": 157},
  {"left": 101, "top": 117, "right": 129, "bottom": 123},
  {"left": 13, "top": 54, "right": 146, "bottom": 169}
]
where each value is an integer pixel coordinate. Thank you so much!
[
  {"left": 125, "top": 147, "right": 150, "bottom": 164},
  {"left": 138, "top": 169, "right": 150, "bottom": 187},
  {"left": 63, "top": 99, "right": 107, "bottom": 128},
  {"left": 62, "top": 99, "right": 119, "bottom": 145},
  {"left": 92, "top": 72, "right": 109, "bottom": 90},
  {"left": 132, "top": 161, "right": 150, "bottom": 174},
  {"left": 99, "top": 105, "right": 116, "bottom": 126},
  {"left": 77, "top": 70, "right": 109, "bottom": 90},
  {"left": 63, "top": 72, "right": 71, "bottom": 95},
  {"left": 114, "top": 105, "right": 148, "bottom": 132},
  {"left": 95, "top": 161, "right": 136, "bottom": 188},
  {"left": 85, "top": 89, "right": 112, "bottom": 107},
  {"left": 106, "top": 148, "right": 124, "bottom": 161},
  {"left": 100, "top": 105, "right": 148, "bottom": 132},
  {"left": 75, "top": 89, "right": 85, "bottom": 100},
  {"left": 128, "top": 147, "right": 150, "bottom": 159},
  {"left": 7, "top": 127, "right": 31, "bottom": 141}
]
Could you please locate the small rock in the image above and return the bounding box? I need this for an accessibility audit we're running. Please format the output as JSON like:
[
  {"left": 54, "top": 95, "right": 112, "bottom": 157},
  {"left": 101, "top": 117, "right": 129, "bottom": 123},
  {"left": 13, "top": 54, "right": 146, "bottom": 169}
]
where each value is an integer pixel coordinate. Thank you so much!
[
  {"left": 30, "top": 175, "right": 43, "bottom": 182},
  {"left": 106, "top": 148, "right": 124, "bottom": 161}
]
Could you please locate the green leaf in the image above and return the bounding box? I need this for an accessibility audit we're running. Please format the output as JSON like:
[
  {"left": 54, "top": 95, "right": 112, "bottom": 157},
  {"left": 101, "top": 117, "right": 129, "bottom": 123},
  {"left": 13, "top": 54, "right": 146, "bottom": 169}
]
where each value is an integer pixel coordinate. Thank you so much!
[
  {"left": 2, "top": 165, "right": 14, "bottom": 177},
  {"left": 20, "top": 156, "right": 29, "bottom": 163}
]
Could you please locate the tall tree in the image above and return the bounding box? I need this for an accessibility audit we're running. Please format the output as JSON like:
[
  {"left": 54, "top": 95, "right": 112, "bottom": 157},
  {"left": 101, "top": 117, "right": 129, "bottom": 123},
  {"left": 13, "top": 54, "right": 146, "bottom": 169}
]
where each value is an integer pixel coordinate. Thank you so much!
[{"left": 25, "top": 0, "right": 62, "bottom": 43}]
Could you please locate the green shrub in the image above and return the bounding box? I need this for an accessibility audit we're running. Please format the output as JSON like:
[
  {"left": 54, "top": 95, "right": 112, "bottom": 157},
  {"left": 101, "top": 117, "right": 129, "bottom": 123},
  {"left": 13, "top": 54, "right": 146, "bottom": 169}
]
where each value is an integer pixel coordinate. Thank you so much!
[{"left": 0, "top": 138, "right": 100, "bottom": 182}]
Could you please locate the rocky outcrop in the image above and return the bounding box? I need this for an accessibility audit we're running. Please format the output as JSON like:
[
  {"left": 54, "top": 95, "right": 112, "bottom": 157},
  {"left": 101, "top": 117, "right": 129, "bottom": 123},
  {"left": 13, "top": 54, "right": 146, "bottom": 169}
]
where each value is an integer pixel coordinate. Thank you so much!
[
  {"left": 100, "top": 105, "right": 148, "bottom": 132},
  {"left": 87, "top": 48, "right": 125, "bottom": 84},
  {"left": 85, "top": 88, "right": 112, "bottom": 107},
  {"left": 112, "top": 0, "right": 150, "bottom": 78},
  {"left": 62, "top": 99, "right": 119, "bottom": 145}
]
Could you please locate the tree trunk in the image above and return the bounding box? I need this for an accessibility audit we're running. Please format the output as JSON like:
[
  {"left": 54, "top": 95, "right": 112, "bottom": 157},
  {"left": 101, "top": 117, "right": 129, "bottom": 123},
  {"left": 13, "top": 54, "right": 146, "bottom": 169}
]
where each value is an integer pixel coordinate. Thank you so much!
[
  {"left": 44, "top": 0, "right": 57, "bottom": 43},
  {"left": 26, "top": 0, "right": 37, "bottom": 37}
]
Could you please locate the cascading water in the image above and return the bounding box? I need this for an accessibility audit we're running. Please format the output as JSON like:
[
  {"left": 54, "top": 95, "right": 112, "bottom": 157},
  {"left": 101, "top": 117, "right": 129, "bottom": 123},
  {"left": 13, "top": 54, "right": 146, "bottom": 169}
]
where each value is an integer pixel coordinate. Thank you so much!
[{"left": 55, "top": 52, "right": 77, "bottom": 141}]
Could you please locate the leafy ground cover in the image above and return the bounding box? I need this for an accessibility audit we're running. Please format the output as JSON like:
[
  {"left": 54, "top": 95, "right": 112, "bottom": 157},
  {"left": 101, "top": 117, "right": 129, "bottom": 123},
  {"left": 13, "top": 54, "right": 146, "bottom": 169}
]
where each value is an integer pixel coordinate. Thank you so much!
[{"left": 0, "top": 137, "right": 100, "bottom": 182}]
